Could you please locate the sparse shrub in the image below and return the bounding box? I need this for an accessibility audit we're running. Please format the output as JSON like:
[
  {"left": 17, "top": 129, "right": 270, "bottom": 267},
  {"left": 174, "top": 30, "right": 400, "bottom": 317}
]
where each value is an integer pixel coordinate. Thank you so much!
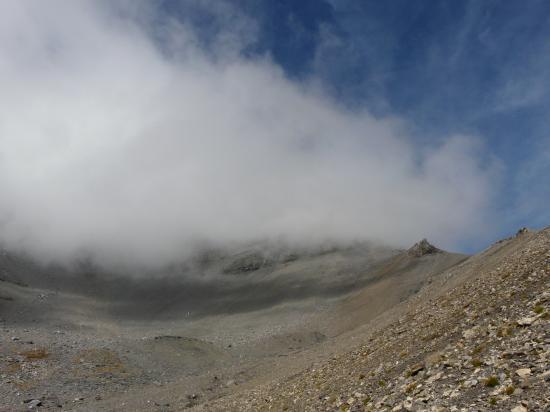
[
  {"left": 378, "top": 380, "right": 386, "bottom": 387},
  {"left": 405, "top": 382, "right": 417, "bottom": 394},
  {"left": 489, "top": 397, "right": 497, "bottom": 405},
  {"left": 358, "top": 373, "right": 365, "bottom": 380},
  {"left": 471, "top": 358, "right": 482, "bottom": 367},
  {"left": 471, "top": 343, "right": 486, "bottom": 355},
  {"left": 20, "top": 348, "right": 48, "bottom": 360},
  {"left": 533, "top": 305, "right": 544, "bottom": 314},
  {"left": 504, "top": 385, "right": 515, "bottom": 395},
  {"left": 74, "top": 348, "right": 123, "bottom": 373},
  {"left": 484, "top": 376, "right": 499, "bottom": 387}
]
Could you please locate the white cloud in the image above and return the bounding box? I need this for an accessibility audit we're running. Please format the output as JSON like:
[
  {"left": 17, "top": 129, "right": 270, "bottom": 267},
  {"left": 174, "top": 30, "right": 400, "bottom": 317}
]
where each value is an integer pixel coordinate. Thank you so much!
[{"left": 0, "top": 1, "right": 497, "bottom": 268}]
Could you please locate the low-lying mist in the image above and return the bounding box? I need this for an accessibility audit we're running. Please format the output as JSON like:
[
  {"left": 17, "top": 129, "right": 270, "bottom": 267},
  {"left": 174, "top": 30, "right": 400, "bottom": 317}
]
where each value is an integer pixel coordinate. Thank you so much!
[{"left": 0, "top": 1, "right": 498, "bottom": 270}]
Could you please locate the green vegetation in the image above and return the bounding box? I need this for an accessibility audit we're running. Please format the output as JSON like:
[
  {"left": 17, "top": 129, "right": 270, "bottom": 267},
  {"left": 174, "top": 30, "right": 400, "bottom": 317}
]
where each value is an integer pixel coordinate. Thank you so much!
[
  {"left": 533, "top": 305, "right": 544, "bottom": 314},
  {"left": 484, "top": 376, "right": 499, "bottom": 387},
  {"left": 405, "top": 382, "right": 417, "bottom": 394}
]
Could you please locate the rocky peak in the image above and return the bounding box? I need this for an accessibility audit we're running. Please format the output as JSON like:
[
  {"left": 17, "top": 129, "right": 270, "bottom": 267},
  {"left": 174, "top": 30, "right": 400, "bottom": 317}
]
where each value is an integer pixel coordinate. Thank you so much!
[
  {"left": 516, "top": 227, "right": 530, "bottom": 237},
  {"left": 407, "top": 238, "right": 441, "bottom": 257}
]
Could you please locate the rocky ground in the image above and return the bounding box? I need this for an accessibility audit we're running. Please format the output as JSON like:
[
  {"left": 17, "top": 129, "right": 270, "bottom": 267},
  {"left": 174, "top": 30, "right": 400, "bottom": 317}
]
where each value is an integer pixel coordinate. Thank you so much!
[
  {"left": 0, "top": 229, "right": 547, "bottom": 411},
  {"left": 194, "top": 228, "right": 549, "bottom": 411}
]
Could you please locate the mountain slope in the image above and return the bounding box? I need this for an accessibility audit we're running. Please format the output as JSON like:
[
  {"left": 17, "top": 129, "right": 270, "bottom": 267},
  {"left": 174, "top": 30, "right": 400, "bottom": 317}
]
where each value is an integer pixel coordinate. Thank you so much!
[{"left": 193, "top": 228, "right": 549, "bottom": 411}]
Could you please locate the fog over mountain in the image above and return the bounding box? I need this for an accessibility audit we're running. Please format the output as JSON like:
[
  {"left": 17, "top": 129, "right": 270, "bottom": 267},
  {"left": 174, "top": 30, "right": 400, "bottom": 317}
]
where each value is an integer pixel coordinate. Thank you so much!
[
  {"left": 1, "top": 4, "right": 548, "bottom": 411},
  {"left": 0, "top": 1, "right": 497, "bottom": 269}
]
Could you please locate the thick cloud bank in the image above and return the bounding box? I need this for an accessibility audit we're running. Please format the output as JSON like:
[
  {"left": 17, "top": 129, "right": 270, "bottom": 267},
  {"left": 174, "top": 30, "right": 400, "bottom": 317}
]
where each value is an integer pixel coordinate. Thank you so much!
[{"left": 0, "top": 1, "right": 496, "bottom": 268}]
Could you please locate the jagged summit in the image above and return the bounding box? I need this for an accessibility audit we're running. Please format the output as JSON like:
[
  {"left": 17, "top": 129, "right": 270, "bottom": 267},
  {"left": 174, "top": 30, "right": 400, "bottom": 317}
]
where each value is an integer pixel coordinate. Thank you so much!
[
  {"left": 407, "top": 238, "right": 441, "bottom": 257},
  {"left": 516, "top": 227, "right": 530, "bottom": 236}
]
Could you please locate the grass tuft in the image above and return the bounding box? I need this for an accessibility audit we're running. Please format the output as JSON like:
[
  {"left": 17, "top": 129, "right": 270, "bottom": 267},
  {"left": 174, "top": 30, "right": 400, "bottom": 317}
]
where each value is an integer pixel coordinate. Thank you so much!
[{"left": 484, "top": 376, "right": 499, "bottom": 387}]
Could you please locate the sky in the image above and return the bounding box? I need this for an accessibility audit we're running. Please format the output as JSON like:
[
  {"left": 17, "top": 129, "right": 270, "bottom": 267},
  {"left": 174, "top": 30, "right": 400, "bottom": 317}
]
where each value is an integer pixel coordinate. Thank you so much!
[
  {"left": 228, "top": 0, "right": 550, "bottom": 241},
  {"left": 0, "top": 1, "right": 548, "bottom": 268}
]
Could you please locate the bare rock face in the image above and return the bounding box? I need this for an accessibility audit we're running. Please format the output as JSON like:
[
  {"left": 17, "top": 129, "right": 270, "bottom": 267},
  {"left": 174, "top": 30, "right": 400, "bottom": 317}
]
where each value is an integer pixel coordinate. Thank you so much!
[
  {"left": 223, "top": 252, "right": 270, "bottom": 274},
  {"left": 407, "top": 239, "right": 441, "bottom": 257}
]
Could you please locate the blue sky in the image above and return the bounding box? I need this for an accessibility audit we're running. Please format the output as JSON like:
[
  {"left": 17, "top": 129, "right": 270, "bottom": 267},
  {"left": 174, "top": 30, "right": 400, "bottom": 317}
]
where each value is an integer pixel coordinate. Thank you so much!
[{"left": 158, "top": 0, "right": 550, "bottom": 250}]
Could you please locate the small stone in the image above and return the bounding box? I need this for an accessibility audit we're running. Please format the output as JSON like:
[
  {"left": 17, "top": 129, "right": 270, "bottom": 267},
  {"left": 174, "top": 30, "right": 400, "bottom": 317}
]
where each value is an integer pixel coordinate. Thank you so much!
[
  {"left": 409, "top": 363, "right": 424, "bottom": 376},
  {"left": 426, "top": 372, "right": 443, "bottom": 384},
  {"left": 462, "top": 327, "right": 479, "bottom": 340},
  {"left": 465, "top": 379, "right": 478, "bottom": 387},
  {"left": 516, "top": 317, "right": 536, "bottom": 326},
  {"left": 511, "top": 406, "right": 527, "bottom": 412},
  {"left": 515, "top": 368, "right": 531, "bottom": 378},
  {"left": 27, "top": 399, "right": 41, "bottom": 409}
]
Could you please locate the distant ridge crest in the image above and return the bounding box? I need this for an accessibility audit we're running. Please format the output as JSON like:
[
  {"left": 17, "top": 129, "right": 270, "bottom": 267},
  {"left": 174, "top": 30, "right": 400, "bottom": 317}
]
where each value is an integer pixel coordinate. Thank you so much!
[{"left": 407, "top": 238, "right": 441, "bottom": 257}]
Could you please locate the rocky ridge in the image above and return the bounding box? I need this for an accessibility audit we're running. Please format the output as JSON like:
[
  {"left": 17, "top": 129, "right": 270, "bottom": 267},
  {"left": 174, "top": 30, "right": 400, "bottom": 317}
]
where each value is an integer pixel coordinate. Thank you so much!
[
  {"left": 407, "top": 239, "right": 441, "bottom": 258},
  {"left": 194, "top": 228, "right": 550, "bottom": 411}
]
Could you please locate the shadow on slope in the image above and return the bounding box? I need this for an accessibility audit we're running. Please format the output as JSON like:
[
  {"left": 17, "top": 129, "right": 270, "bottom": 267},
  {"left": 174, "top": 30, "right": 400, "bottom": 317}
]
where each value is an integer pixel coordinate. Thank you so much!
[{"left": 0, "top": 240, "right": 466, "bottom": 323}]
